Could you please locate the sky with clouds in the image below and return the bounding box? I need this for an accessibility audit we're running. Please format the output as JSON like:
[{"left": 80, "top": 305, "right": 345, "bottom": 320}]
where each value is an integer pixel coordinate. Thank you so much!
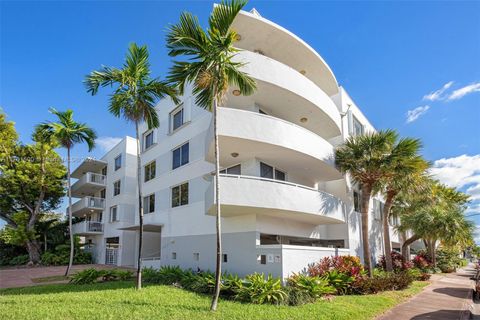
[{"left": 1, "top": 1, "right": 479, "bottom": 234}]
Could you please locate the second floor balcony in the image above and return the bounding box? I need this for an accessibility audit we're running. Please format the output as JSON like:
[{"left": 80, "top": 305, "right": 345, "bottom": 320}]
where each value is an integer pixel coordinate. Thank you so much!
[
  {"left": 72, "top": 221, "right": 104, "bottom": 235},
  {"left": 71, "top": 172, "right": 106, "bottom": 198},
  {"left": 71, "top": 196, "right": 105, "bottom": 217}
]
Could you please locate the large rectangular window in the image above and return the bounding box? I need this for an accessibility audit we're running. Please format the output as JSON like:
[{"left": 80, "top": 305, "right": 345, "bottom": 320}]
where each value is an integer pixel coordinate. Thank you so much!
[
  {"left": 172, "top": 142, "right": 189, "bottom": 169},
  {"left": 144, "top": 161, "right": 156, "bottom": 182},
  {"left": 170, "top": 105, "right": 184, "bottom": 132},
  {"left": 144, "top": 194, "right": 155, "bottom": 214},
  {"left": 260, "top": 162, "right": 286, "bottom": 181},
  {"left": 171, "top": 182, "right": 189, "bottom": 207},
  {"left": 113, "top": 180, "right": 121, "bottom": 196},
  {"left": 352, "top": 116, "right": 364, "bottom": 137},
  {"left": 373, "top": 199, "right": 383, "bottom": 221},
  {"left": 144, "top": 131, "right": 154, "bottom": 150},
  {"left": 114, "top": 154, "right": 122, "bottom": 171},
  {"left": 353, "top": 190, "right": 361, "bottom": 212},
  {"left": 220, "top": 164, "right": 241, "bottom": 175},
  {"left": 110, "top": 206, "right": 118, "bottom": 222}
]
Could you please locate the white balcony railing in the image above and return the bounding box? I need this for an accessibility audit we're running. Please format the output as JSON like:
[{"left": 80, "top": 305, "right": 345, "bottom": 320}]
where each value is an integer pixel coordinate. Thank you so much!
[
  {"left": 71, "top": 196, "right": 105, "bottom": 216},
  {"left": 72, "top": 221, "right": 104, "bottom": 234},
  {"left": 87, "top": 172, "right": 106, "bottom": 185}
]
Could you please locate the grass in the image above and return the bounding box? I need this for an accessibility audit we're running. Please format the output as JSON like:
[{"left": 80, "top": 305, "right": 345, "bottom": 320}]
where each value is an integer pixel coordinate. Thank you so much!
[
  {"left": 31, "top": 275, "right": 68, "bottom": 283},
  {"left": 0, "top": 281, "right": 429, "bottom": 320}
]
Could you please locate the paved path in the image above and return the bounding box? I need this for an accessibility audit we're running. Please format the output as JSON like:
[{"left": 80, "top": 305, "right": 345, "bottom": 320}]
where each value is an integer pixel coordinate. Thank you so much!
[
  {"left": 377, "top": 265, "right": 475, "bottom": 320},
  {"left": 0, "top": 264, "right": 133, "bottom": 289}
]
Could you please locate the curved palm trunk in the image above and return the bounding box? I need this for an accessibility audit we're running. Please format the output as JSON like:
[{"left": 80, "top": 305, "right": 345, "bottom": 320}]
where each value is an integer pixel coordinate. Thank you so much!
[
  {"left": 401, "top": 233, "right": 419, "bottom": 259},
  {"left": 361, "top": 184, "right": 373, "bottom": 277},
  {"left": 135, "top": 121, "right": 144, "bottom": 290},
  {"left": 65, "top": 147, "right": 74, "bottom": 276},
  {"left": 210, "top": 97, "right": 222, "bottom": 311},
  {"left": 382, "top": 192, "right": 394, "bottom": 271}
]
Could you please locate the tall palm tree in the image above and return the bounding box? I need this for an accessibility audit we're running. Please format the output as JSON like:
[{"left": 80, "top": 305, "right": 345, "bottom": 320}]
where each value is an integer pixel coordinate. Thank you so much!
[
  {"left": 84, "top": 43, "right": 178, "bottom": 290},
  {"left": 335, "top": 130, "right": 398, "bottom": 276},
  {"left": 166, "top": 0, "right": 256, "bottom": 310},
  {"left": 36, "top": 108, "right": 96, "bottom": 276},
  {"left": 378, "top": 137, "right": 428, "bottom": 271}
]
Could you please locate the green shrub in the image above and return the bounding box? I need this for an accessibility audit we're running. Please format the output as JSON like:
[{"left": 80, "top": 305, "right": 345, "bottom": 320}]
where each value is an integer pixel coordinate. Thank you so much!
[
  {"left": 70, "top": 268, "right": 101, "bottom": 284},
  {"left": 323, "top": 269, "right": 354, "bottom": 294},
  {"left": 286, "top": 273, "right": 335, "bottom": 298},
  {"left": 220, "top": 273, "right": 243, "bottom": 298},
  {"left": 113, "top": 269, "right": 134, "bottom": 281},
  {"left": 235, "top": 273, "right": 287, "bottom": 305},
  {"left": 184, "top": 271, "right": 216, "bottom": 294},
  {"left": 9, "top": 254, "right": 29, "bottom": 266},
  {"left": 40, "top": 250, "right": 92, "bottom": 266},
  {"left": 282, "top": 285, "right": 316, "bottom": 306},
  {"left": 352, "top": 271, "right": 413, "bottom": 294},
  {"left": 142, "top": 266, "right": 185, "bottom": 285}
]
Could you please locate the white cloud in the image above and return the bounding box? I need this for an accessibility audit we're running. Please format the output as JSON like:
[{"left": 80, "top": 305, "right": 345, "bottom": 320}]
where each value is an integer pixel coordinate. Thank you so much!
[
  {"left": 423, "top": 81, "right": 454, "bottom": 101},
  {"left": 430, "top": 154, "right": 480, "bottom": 217},
  {"left": 96, "top": 136, "right": 122, "bottom": 152},
  {"left": 406, "top": 105, "right": 430, "bottom": 123},
  {"left": 446, "top": 82, "right": 480, "bottom": 101}
]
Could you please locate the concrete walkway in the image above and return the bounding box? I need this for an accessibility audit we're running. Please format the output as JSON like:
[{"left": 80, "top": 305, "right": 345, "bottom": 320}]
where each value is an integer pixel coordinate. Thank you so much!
[
  {"left": 377, "top": 265, "right": 475, "bottom": 320},
  {"left": 0, "top": 264, "right": 133, "bottom": 289}
]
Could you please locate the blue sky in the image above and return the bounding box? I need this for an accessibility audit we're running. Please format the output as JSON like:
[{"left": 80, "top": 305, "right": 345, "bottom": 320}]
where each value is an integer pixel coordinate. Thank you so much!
[{"left": 1, "top": 1, "right": 479, "bottom": 233}]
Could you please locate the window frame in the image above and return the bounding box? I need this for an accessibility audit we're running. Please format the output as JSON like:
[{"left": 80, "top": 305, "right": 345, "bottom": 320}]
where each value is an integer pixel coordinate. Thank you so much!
[
  {"left": 170, "top": 104, "right": 185, "bottom": 133},
  {"left": 172, "top": 142, "right": 189, "bottom": 170},
  {"left": 143, "top": 193, "right": 155, "bottom": 214},
  {"left": 352, "top": 115, "right": 364, "bottom": 137},
  {"left": 143, "top": 130, "right": 155, "bottom": 151},
  {"left": 113, "top": 180, "right": 121, "bottom": 196},
  {"left": 220, "top": 164, "right": 241, "bottom": 175},
  {"left": 144, "top": 161, "right": 156, "bottom": 182},
  {"left": 260, "top": 162, "right": 286, "bottom": 181},
  {"left": 110, "top": 206, "right": 118, "bottom": 222},
  {"left": 171, "top": 182, "right": 189, "bottom": 208},
  {"left": 114, "top": 154, "right": 122, "bottom": 171}
]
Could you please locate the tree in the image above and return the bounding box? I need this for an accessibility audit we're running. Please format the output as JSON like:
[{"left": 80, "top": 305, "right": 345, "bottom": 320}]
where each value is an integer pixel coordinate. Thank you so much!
[
  {"left": 0, "top": 113, "right": 66, "bottom": 263},
  {"left": 335, "top": 130, "right": 398, "bottom": 276},
  {"left": 36, "top": 108, "right": 96, "bottom": 275},
  {"left": 377, "top": 137, "right": 428, "bottom": 271},
  {"left": 166, "top": 0, "right": 256, "bottom": 310},
  {"left": 85, "top": 43, "right": 178, "bottom": 290}
]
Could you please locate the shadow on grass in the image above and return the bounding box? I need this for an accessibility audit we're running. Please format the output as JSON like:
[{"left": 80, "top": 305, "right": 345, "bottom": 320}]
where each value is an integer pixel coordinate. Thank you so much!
[{"left": 0, "top": 281, "right": 137, "bottom": 296}]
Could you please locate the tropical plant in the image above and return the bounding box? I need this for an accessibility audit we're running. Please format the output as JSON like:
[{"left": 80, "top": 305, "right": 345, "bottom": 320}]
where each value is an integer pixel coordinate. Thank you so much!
[
  {"left": 36, "top": 108, "right": 96, "bottom": 275},
  {"left": 286, "top": 273, "right": 335, "bottom": 298},
  {"left": 85, "top": 43, "right": 178, "bottom": 290},
  {"left": 0, "top": 113, "right": 66, "bottom": 264},
  {"left": 166, "top": 0, "right": 256, "bottom": 310},
  {"left": 308, "top": 255, "right": 364, "bottom": 279},
  {"left": 335, "top": 130, "right": 398, "bottom": 276},
  {"left": 378, "top": 251, "right": 413, "bottom": 272},
  {"left": 235, "top": 273, "right": 287, "bottom": 305},
  {"left": 376, "top": 136, "right": 428, "bottom": 271},
  {"left": 70, "top": 268, "right": 101, "bottom": 284}
]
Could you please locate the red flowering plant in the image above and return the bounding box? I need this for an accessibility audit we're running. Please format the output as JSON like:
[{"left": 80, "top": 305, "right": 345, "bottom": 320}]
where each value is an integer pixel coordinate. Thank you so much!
[
  {"left": 308, "top": 255, "right": 364, "bottom": 279},
  {"left": 412, "top": 250, "right": 432, "bottom": 271},
  {"left": 378, "top": 251, "right": 413, "bottom": 272}
]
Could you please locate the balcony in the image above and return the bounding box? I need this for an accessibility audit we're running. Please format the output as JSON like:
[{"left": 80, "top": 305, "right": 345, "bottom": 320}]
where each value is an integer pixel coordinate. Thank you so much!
[
  {"left": 228, "top": 50, "right": 341, "bottom": 139},
  {"left": 205, "top": 108, "right": 342, "bottom": 182},
  {"left": 71, "top": 158, "right": 107, "bottom": 179},
  {"left": 205, "top": 174, "right": 346, "bottom": 225},
  {"left": 71, "top": 196, "right": 105, "bottom": 217},
  {"left": 71, "top": 172, "right": 106, "bottom": 198},
  {"left": 72, "top": 221, "right": 104, "bottom": 236}
]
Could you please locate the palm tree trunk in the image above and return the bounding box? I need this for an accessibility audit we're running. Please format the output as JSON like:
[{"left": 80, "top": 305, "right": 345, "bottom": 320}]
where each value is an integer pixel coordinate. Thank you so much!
[
  {"left": 26, "top": 239, "right": 41, "bottom": 264},
  {"left": 210, "top": 97, "right": 222, "bottom": 312},
  {"left": 401, "top": 233, "right": 419, "bottom": 258},
  {"left": 361, "top": 184, "right": 373, "bottom": 277},
  {"left": 135, "top": 121, "right": 144, "bottom": 290},
  {"left": 65, "top": 147, "right": 74, "bottom": 276},
  {"left": 382, "top": 193, "right": 394, "bottom": 271},
  {"left": 44, "top": 233, "right": 47, "bottom": 252}
]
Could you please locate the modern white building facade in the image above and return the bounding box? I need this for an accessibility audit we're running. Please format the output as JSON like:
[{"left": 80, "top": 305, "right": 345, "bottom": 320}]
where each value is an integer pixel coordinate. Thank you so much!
[{"left": 72, "top": 8, "right": 404, "bottom": 279}]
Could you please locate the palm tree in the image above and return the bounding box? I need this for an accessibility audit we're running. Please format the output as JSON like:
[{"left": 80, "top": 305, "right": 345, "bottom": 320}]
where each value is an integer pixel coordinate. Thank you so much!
[
  {"left": 84, "top": 43, "right": 178, "bottom": 290},
  {"left": 36, "top": 108, "right": 96, "bottom": 276},
  {"left": 335, "top": 130, "right": 398, "bottom": 276},
  {"left": 166, "top": 0, "right": 256, "bottom": 310},
  {"left": 378, "top": 137, "right": 428, "bottom": 271}
]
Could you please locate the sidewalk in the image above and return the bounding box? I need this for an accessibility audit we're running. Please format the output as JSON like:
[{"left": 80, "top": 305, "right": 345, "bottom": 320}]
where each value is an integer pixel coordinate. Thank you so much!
[{"left": 377, "top": 265, "right": 475, "bottom": 320}]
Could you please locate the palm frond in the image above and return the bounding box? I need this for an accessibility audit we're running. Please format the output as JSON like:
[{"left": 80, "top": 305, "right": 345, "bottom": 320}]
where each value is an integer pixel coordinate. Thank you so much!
[{"left": 209, "top": 0, "right": 247, "bottom": 36}]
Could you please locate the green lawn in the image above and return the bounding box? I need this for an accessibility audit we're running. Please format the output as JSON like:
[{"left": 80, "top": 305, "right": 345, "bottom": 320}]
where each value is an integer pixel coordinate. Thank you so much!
[{"left": 0, "top": 281, "right": 429, "bottom": 320}]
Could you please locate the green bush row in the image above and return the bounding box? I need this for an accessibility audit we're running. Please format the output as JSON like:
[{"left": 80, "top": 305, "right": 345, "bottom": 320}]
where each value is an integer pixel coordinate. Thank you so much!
[{"left": 70, "top": 268, "right": 133, "bottom": 284}]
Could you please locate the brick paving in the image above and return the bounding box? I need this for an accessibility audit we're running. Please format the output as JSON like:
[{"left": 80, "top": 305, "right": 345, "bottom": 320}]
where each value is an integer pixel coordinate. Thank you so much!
[
  {"left": 0, "top": 264, "right": 134, "bottom": 289},
  {"left": 377, "top": 265, "right": 475, "bottom": 320}
]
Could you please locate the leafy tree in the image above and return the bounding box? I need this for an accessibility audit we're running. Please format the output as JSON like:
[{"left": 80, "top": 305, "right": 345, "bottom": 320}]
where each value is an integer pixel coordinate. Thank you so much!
[
  {"left": 166, "top": 0, "right": 256, "bottom": 310},
  {"left": 0, "top": 113, "right": 66, "bottom": 263},
  {"left": 335, "top": 130, "right": 398, "bottom": 276},
  {"left": 36, "top": 108, "right": 97, "bottom": 276},
  {"left": 377, "top": 137, "right": 428, "bottom": 271},
  {"left": 85, "top": 43, "right": 178, "bottom": 290}
]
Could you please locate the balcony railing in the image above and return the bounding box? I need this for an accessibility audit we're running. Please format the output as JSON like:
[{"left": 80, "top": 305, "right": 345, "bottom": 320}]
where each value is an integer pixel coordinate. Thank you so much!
[
  {"left": 71, "top": 196, "right": 106, "bottom": 216},
  {"left": 72, "top": 221, "right": 104, "bottom": 234},
  {"left": 87, "top": 172, "right": 106, "bottom": 185}
]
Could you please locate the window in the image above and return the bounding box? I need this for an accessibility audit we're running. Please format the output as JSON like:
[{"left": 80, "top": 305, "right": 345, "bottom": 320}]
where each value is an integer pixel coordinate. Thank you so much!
[
  {"left": 222, "top": 254, "right": 228, "bottom": 263},
  {"left": 172, "top": 142, "right": 189, "bottom": 169},
  {"left": 100, "top": 189, "right": 106, "bottom": 199},
  {"left": 353, "top": 190, "right": 361, "bottom": 212},
  {"left": 172, "top": 252, "right": 177, "bottom": 260},
  {"left": 113, "top": 180, "right": 121, "bottom": 196},
  {"left": 258, "top": 254, "right": 267, "bottom": 265},
  {"left": 114, "top": 154, "right": 122, "bottom": 171},
  {"left": 144, "top": 131, "right": 154, "bottom": 150},
  {"left": 144, "top": 194, "right": 155, "bottom": 214},
  {"left": 144, "top": 161, "right": 156, "bottom": 182},
  {"left": 193, "top": 253, "right": 199, "bottom": 261},
  {"left": 352, "top": 115, "right": 364, "bottom": 137},
  {"left": 390, "top": 215, "right": 400, "bottom": 226},
  {"left": 373, "top": 199, "right": 383, "bottom": 221},
  {"left": 97, "top": 212, "right": 103, "bottom": 222},
  {"left": 110, "top": 206, "right": 118, "bottom": 222},
  {"left": 220, "top": 164, "right": 241, "bottom": 175},
  {"left": 102, "top": 166, "right": 107, "bottom": 176},
  {"left": 172, "top": 182, "right": 189, "bottom": 207},
  {"left": 170, "top": 106, "right": 184, "bottom": 132},
  {"left": 260, "top": 162, "right": 286, "bottom": 181}
]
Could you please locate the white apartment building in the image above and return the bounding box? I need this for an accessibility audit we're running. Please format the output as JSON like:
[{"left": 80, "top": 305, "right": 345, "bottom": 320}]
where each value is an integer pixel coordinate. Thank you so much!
[{"left": 71, "top": 8, "right": 404, "bottom": 279}]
